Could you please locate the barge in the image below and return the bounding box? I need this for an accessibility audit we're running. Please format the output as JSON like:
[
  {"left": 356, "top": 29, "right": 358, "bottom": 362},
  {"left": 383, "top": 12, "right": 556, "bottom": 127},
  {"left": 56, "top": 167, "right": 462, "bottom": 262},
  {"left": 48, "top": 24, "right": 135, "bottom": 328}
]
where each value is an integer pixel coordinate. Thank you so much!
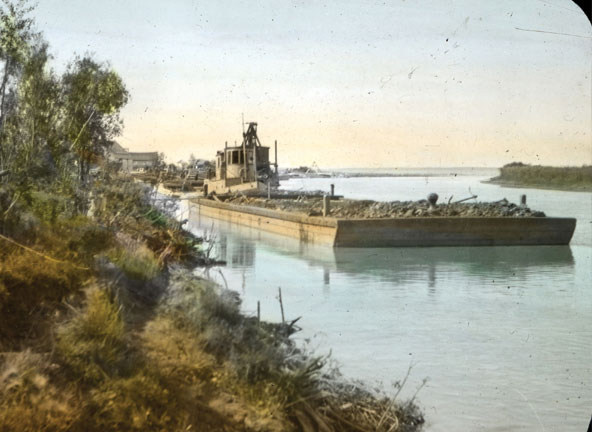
[
  {"left": 185, "top": 122, "right": 576, "bottom": 247},
  {"left": 190, "top": 197, "right": 576, "bottom": 247}
]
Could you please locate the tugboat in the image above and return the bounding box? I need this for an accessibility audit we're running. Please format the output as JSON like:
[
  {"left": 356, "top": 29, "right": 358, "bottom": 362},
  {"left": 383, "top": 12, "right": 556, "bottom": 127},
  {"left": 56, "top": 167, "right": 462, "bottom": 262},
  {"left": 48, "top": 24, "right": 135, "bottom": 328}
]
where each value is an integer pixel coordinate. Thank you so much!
[{"left": 204, "top": 122, "right": 279, "bottom": 196}]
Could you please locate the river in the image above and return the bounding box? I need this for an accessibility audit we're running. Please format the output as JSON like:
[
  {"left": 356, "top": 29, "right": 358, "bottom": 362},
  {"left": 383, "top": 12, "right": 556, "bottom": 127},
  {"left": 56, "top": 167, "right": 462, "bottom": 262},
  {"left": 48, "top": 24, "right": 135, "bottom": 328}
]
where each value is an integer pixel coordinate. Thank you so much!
[{"left": 184, "top": 169, "right": 591, "bottom": 432}]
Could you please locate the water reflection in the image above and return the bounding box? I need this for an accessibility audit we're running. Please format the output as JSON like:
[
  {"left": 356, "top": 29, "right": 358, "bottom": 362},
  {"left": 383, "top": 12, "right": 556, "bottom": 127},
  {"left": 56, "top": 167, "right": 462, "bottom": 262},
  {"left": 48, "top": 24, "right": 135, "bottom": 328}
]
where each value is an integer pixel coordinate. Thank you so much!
[
  {"left": 189, "top": 208, "right": 574, "bottom": 290},
  {"left": 331, "top": 245, "right": 574, "bottom": 288},
  {"left": 216, "top": 234, "right": 255, "bottom": 267}
]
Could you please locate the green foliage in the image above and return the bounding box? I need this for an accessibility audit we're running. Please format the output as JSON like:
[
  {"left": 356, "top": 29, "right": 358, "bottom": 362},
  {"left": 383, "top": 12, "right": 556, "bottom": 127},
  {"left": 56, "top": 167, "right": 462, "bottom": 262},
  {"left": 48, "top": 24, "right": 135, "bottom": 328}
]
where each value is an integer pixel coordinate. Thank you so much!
[
  {"left": 7, "top": 40, "right": 64, "bottom": 182},
  {"left": 1, "top": 1, "right": 129, "bottom": 191},
  {"left": 497, "top": 163, "right": 592, "bottom": 191},
  {"left": 29, "top": 189, "right": 72, "bottom": 223},
  {"left": 62, "top": 56, "right": 129, "bottom": 182},
  {"left": 0, "top": 0, "right": 36, "bottom": 67}
]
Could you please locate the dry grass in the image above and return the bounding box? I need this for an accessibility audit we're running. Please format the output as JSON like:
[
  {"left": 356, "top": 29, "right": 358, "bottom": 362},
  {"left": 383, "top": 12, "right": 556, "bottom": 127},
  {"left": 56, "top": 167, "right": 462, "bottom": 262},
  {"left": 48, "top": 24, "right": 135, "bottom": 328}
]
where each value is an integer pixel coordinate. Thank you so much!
[
  {"left": 0, "top": 251, "right": 86, "bottom": 346},
  {"left": 0, "top": 350, "right": 80, "bottom": 432},
  {"left": 56, "top": 288, "right": 131, "bottom": 384},
  {"left": 107, "top": 243, "right": 161, "bottom": 281}
]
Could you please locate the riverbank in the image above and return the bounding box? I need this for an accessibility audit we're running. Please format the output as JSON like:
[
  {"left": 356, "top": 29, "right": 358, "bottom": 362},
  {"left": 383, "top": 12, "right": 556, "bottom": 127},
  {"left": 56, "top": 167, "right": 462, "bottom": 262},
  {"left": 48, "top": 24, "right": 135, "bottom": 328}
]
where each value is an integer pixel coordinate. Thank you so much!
[
  {"left": 485, "top": 163, "right": 592, "bottom": 192},
  {"left": 0, "top": 175, "right": 424, "bottom": 431}
]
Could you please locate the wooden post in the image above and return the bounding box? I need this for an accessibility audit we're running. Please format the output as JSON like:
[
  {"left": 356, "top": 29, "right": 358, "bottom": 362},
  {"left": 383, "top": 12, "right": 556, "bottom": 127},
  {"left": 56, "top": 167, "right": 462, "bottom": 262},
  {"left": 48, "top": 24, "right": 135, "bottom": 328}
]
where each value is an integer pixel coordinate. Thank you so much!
[
  {"left": 257, "top": 301, "right": 260, "bottom": 324},
  {"left": 278, "top": 287, "right": 285, "bottom": 323},
  {"left": 330, "top": 184, "right": 335, "bottom": 197},
  {"left": 520, "top": 194, "right": 527, "bottom": 206},
  {"left": 323, "top": 195, "right": 330, "bottom": 216}
]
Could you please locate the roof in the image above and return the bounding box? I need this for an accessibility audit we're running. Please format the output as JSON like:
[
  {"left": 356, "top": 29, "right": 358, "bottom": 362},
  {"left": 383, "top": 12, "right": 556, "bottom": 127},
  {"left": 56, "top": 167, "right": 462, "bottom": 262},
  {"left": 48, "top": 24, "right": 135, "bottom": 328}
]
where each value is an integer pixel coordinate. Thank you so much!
[
  {"left": 109, "top": 142, "right": 128, "bottom": 154},
  {"left": 129, "top": 152, "right": 159, "bottom": 161}
]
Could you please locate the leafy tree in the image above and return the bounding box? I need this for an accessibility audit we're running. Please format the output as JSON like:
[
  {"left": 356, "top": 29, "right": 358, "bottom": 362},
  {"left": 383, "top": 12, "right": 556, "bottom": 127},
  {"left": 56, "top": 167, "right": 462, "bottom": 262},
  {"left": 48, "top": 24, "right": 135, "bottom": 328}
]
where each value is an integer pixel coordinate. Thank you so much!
[
  {"left": 62, "top": 56, "right": 129, "bottom": 183},
  {"left": 1, "top": 38, "right": 63, "bottom": 184},
  {"left": 0, "top": 0, "right": 36, "bottom": 131}
]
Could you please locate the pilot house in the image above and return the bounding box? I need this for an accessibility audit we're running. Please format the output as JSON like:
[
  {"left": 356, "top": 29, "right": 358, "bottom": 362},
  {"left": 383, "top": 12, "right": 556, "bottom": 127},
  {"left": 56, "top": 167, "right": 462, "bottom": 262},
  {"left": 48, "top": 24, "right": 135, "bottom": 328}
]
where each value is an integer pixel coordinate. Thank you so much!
[{"left": 205, "top": 122, "right": 278, "bottom": 195}]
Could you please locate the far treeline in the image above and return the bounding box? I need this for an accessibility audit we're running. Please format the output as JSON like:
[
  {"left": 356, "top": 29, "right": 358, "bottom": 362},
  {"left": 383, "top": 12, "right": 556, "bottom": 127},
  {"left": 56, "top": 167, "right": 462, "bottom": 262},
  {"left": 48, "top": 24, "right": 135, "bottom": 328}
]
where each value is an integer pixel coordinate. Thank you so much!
[{"left": 489, "top": 162, "right": 592, "bottom": 192}]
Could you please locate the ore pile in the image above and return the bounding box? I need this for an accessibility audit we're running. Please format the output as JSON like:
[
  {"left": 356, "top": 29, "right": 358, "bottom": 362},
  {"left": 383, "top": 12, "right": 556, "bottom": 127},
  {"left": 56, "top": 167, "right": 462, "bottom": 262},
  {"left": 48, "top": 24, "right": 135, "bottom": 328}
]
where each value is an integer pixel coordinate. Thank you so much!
[{"left": 226, "top": 195, "right": 546, "bottom": 219}]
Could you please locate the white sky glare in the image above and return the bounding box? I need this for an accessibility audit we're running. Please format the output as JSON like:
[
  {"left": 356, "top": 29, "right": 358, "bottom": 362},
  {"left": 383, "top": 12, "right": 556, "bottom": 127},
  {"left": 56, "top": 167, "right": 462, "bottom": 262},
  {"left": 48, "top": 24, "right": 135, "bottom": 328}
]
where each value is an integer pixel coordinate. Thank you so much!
[{"left": 33, "top": 0, "right": 592, "bottom": 168}]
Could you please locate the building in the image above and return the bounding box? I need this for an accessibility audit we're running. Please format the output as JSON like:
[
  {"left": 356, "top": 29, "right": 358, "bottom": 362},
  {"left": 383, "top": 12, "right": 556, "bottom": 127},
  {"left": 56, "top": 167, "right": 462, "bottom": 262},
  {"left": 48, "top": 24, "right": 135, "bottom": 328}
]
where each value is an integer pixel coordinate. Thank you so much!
[{"left": 107, "top": 142, "right": 159, "bottom": 172}]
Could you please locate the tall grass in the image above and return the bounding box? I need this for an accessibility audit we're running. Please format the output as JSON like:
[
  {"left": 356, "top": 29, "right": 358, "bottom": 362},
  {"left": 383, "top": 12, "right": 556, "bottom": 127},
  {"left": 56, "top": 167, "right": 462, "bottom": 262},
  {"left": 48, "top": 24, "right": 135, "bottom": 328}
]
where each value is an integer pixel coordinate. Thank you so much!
[{"left": 57, "top": 288, "right": 131, "bottom": 384}]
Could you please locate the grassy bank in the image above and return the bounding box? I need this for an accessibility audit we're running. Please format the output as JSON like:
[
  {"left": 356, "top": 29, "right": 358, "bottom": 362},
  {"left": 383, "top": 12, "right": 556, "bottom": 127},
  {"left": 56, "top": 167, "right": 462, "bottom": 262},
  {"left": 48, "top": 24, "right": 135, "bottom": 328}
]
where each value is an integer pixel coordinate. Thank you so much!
[
  {"left": 0, "top": 175, "right": 424, "bottom": 432},
  {"left": 486, "top": 163, "right": 592, "bottom": 192}
]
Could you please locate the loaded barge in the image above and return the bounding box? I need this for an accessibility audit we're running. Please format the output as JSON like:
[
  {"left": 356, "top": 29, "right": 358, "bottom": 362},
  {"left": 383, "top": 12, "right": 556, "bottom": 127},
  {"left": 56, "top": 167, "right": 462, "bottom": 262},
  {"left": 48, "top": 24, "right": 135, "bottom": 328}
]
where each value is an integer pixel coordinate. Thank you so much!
[
  {"left": 186, "top": 123, "right": 576, "bottom": 247},
  {"left": 190, "top": 198, "right": 575, "bottom": 247}
]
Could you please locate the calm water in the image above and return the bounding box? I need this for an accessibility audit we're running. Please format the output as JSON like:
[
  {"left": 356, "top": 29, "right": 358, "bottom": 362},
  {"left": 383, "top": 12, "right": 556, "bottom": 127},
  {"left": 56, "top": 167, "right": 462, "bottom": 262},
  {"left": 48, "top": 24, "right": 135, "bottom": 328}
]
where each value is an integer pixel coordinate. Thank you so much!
[{"left": 184, "top": 172, "right": 591, "bottom": 432}]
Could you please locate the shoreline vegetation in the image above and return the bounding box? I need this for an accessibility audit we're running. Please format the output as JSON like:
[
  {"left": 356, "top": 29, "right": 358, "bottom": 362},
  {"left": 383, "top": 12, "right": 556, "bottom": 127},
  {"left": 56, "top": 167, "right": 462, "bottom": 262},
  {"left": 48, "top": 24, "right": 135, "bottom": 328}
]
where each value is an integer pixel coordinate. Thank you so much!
[
  {"left": 485, "top": 163, "right": 592, "bottom": 192},
  {"left": 0, "top": 2, "right": 424, "bottom": 430},
  {"left": 0, "top": 175, "right": 425, "bottom": 432}
]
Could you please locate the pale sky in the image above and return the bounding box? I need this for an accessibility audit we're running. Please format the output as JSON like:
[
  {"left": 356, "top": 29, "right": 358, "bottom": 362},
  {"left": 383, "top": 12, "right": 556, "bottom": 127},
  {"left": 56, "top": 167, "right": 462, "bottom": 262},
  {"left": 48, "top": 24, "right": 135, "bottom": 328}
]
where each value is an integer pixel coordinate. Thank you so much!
[{"left": 33, "top": 0, "right": 592, "bottom": 168}]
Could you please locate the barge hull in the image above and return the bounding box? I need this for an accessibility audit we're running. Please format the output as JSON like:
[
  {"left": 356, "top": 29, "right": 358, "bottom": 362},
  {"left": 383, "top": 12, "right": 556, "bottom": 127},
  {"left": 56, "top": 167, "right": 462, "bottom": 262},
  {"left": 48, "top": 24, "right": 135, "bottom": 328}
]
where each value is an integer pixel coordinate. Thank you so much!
[
  {"left": 191, "top": 199, "right": 576, "bottom": 247},
  {"left": 334, "top": 217, "right": 576, "bottom": 247}
]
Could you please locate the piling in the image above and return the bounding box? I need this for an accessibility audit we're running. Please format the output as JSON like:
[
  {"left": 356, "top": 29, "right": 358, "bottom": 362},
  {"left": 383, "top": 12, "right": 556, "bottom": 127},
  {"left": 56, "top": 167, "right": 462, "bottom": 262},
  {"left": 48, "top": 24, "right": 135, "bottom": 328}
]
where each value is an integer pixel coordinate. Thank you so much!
[
  {"left": 520, "top": 194, "right": 527, "bottom": 206},
  {"left": 330, "top": 184, "right": 335, "bottom": 197},
  {"left": 278, "top": 287, "right": 285, "bottom": 323},
  {"left": 323, "top": 195, "right": 331, "bottom": 216}
]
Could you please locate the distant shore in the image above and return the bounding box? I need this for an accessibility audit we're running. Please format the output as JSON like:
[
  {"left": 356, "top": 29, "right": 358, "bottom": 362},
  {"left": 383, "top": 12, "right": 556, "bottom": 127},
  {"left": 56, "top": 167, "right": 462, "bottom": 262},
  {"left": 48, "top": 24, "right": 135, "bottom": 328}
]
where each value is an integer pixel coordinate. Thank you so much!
[
  {"left": 483, "top": 178, "right": 592, "bottom": 192},
  {"left": 485, "top": 163, "right": 592, "bottom": 193},
  {"left": 281, "top": 167, "right": 498, "bottom": 179}
]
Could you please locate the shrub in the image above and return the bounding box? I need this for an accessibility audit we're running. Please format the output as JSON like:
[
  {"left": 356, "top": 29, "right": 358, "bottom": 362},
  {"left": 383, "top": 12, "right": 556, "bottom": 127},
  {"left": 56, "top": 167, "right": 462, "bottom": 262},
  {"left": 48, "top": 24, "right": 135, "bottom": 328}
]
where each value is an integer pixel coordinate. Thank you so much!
[{"left": 108, "top": 244, "right": 160, "bottom": 281}]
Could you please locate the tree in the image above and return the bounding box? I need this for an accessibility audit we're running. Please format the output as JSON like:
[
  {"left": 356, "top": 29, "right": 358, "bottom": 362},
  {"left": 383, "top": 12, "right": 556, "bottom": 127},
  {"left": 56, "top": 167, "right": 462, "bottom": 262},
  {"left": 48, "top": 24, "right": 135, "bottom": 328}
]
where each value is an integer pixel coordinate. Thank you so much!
[
  {"left": 0, "top": 38, "right": 63, "bottom": 183},
  {"left": 62, "top": 56, "right": 129, "bottom": 183},
  {"left": 0, "top": 0, "right": 36, "bottom": 131}
]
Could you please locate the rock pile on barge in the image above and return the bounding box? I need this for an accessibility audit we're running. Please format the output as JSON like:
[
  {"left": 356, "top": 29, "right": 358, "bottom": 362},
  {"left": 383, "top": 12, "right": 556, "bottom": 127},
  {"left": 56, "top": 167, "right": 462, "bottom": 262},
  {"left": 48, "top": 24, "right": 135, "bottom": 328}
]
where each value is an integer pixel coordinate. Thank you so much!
[{"left": 224, "top": 195, "right": 547, "bottom": 219}]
